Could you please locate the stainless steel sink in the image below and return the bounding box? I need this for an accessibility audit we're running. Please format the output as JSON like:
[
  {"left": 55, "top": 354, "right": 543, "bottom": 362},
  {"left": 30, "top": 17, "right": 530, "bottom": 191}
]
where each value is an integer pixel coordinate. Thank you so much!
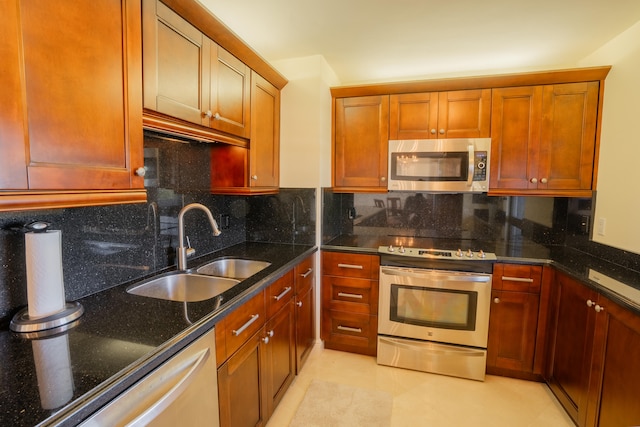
[
  {"left": 196, "top": 258, "right": 271, "bottom": 280},
  {"left": 126, "top": 272, "right": 240, "bottom": 302}
]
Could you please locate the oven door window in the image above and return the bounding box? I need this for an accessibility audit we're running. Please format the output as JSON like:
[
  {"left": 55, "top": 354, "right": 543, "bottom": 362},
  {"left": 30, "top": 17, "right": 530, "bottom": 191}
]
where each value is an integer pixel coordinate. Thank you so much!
[
  {"left": 390, "top": 151, "right": 469, "bottom": 182},
  {"left": 390, "top": 284, "right": 478, "bottom": 331}
]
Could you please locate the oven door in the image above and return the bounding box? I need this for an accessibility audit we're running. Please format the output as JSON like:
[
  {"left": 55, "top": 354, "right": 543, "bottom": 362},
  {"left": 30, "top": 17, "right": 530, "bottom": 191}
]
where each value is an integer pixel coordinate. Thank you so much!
[{"left": 379, "top": 266, "right": 491, "bottom": 348}]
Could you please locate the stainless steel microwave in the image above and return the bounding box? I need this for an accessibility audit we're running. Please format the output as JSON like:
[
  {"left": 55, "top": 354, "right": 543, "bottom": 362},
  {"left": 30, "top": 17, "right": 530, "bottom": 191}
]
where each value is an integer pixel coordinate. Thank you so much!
[{"left": 387, "top": 138, "right": 491, "bottom": 193}]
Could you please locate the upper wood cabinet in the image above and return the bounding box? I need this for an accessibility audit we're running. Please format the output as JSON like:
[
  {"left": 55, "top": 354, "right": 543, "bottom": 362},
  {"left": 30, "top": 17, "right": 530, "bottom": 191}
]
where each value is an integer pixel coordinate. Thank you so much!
[
  {"left": 210, "top": 72, "right": 280, "bottom": 194},
  {"left": 389, "top": 89, "right": 491, "bottom": 139},
  {"left": 330, "top": 67, "right": 609, "bottom": 194},
  {"left": 142, "top": 0, "right": 250, "bottom": 140},
  {"left": 0, "top": 0, "right": 145, "bottom": 211},
  {"left": 334, "top": 95, "right": 389, "bottom": 192},
  {"left": 249, "top": 72, "right": 280, "bottom": 189},
  {"left": 490, "top": 82, "right": 600, "bottom": 196}
]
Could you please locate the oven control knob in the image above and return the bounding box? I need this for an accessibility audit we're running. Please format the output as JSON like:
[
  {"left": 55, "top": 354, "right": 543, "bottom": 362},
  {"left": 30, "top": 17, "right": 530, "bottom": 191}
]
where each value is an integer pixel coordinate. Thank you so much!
[
  {"left": 399, "top": 245, "right": 405, "bottom": 254},
  {"left": 388, "top": 245, "right": 395, "bottom": 252},
  {"left": 466, "top": 249, "right": 473, "bottom": 258},
  {"left": 478, "top": 250, "right": 486, "bottom": 258},
  {"left": 456, "top": 249, "right": 463, "bottom": 257}
]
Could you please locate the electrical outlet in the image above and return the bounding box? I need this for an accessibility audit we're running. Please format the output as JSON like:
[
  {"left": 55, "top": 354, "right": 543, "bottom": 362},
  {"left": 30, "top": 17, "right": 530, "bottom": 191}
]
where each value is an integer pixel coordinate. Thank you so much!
[
  {"left": 597, "top": 217, "right": 606, "bottom": 236},
  {"left": 219, "top": 214, "right": 230, "bottom": 229}
]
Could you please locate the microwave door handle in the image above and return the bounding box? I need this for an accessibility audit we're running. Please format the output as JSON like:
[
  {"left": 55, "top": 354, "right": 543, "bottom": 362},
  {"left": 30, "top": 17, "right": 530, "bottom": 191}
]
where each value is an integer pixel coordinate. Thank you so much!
[{"left": 467, "top": 144, "right": 474, "bottom": 187}]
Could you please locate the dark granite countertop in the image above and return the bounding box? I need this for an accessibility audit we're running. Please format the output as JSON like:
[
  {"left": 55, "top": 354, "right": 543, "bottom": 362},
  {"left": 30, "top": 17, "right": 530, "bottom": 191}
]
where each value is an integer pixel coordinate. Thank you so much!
[
  {"left": 322, "top": 234, "right": 640, "bottom": 314},
  {"left": 0, "top": 242, "right": 315, "bottom": 427}
]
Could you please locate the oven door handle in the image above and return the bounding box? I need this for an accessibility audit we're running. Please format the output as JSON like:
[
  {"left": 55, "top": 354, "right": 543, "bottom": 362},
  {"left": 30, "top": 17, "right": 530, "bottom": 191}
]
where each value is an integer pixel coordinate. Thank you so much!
[
  {"left": 380, "top": 267, "right": 490, "bottom": 283},
  {"left": 467, "top": 143, "right": 475, "bottom": 187}
]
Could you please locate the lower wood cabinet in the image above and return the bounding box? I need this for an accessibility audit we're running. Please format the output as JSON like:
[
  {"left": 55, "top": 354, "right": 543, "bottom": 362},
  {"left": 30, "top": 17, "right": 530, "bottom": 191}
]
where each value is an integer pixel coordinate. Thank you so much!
[
  {"left": 546, "top": 271, "right": 599, "bottom": 426},
  {"left": 586, "top": 294, "right": 640, "bottom": 426},
  {"left": 487, "top": 263, "right": 551, "bottom": 380},
  {"left": 218, "top": 329, "right": 265, "bottom": 427},
  {"left": 547, "top": 270, "right": 640, "bottom": 427},
  {"left": 216, "top": 260, "right": 306, "bottom": 427},
  {"left": 294, "top": 255, "right": 316, "bottom": 373},
  {"left": 321, "top": 251, "right": 379, "bottom": 356}
]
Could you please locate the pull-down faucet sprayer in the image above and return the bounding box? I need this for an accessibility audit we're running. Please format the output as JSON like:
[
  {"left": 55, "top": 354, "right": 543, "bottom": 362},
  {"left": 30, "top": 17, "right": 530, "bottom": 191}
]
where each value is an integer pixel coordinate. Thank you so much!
[{"left": 177, "top": 203, "right": 221, "bottom": 271}]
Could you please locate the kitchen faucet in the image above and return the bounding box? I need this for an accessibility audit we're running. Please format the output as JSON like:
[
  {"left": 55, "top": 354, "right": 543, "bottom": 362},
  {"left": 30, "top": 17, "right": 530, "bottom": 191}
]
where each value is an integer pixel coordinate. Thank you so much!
[{"left": 177, "top": 203, "right": 221, "bottom": 271}]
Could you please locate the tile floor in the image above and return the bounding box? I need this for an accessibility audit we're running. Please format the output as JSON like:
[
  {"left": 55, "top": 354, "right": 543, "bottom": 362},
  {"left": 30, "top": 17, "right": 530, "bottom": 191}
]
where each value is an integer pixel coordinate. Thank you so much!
[{"left": 267, "top": 342, "right": 575, "bottom": 427}]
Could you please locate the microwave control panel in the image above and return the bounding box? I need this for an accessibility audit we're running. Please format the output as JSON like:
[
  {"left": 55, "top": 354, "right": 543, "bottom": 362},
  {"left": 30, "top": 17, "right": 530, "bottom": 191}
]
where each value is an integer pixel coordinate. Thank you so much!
[{"left": 473, "top": 151, "right": 488, "bottom": 181}]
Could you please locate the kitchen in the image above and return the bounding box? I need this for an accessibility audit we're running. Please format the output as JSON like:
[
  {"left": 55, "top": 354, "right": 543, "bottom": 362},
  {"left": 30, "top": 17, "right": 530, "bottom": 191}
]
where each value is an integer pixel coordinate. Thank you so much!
[{"left": 1, "top": 0, "right": 640, "bottom": 426}]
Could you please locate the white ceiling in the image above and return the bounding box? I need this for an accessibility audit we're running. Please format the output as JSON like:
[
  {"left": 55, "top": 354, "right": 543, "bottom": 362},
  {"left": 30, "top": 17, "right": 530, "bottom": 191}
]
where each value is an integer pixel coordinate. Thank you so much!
[{"left": 199, "top": 0, "right": 640, "bottom": 85}]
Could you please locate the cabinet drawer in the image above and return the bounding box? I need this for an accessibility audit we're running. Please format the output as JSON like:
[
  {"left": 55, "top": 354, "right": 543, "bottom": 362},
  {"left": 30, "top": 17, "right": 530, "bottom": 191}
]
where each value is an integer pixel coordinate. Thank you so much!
[
  {"left": 322, "top": 275, "right": 378, "bottom": 314},
  {"left": 493, "top": 264, "right": 542, "bottom": 293},
  {"left": 322, "top": 251, "right": 379, "bottom": 279},
  {"left": 294, "top": 255, "right": 315, "bottom": 295},
  {"left": 266, "top": 271, "right": 294, "bottom": 318},
  {"left": 216, "top": 291, "right": 266, "bottom": 364},
  {"left": 321, "top": 310, "right": 377, "bottom": 356}
]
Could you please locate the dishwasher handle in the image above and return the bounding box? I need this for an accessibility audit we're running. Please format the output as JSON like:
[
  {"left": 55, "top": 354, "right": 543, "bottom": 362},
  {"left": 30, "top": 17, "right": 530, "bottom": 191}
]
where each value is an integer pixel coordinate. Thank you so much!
[{"left": 126, "top": 348, "right": 210, "bottom": 427}]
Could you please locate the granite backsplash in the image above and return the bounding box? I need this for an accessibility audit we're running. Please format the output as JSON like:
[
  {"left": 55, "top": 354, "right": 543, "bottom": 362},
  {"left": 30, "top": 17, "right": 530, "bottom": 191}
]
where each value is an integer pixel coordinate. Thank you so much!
[
  {"left": 0, "top": 132, "right": 315, "bottom": 325},
  {"left": 322, "top": 189, "right": 640, "bottom": 273}
]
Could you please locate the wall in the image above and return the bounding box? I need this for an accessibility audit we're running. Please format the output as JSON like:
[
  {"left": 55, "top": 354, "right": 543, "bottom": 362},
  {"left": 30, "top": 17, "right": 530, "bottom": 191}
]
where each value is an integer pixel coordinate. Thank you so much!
[
  {"left": 578, "top": 19, "right": 640, "bottom": 254},
  {"left": 274, "top": 55, "right": 338, "bottom": 189},
  {"left": 271, "top": 56, "right": 339, "bottom": 340}
]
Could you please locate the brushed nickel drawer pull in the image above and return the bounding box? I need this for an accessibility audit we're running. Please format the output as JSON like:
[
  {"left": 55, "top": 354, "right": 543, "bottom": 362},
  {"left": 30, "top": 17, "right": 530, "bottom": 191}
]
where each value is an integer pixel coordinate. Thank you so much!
[
  {"left": 337, "top": 325, "right": 362, "bottom": 333},
  {"left": 273, "top": 286, "right": 292, "bottom": 301},
  {"left": 501, "top": 276, "right": 534, "bottom": 283},
  {"left": 232, "top": 314, "right": 259, "bottom": 336},
  {"left": 301, "top": 268, "right": 313, "bottom": 278},
  {"left": 337, "top": 263, "right": 364, "bottom": 270},
  {"left": 338, "top": 292, "right": 363, "bottom": 299}
]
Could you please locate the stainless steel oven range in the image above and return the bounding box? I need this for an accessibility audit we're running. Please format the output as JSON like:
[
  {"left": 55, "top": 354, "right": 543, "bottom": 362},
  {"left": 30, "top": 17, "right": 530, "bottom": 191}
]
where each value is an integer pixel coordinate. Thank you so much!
[{"left": 377, "top": 245, "right": 496, "bottom": 381}]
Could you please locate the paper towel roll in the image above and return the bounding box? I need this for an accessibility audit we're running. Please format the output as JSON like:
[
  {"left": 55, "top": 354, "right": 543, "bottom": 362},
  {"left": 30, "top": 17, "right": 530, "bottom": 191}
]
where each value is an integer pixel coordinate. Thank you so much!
[
  {"left": 26, "top": 230, "right": 66, "bottom": 319},
  {"left": 32, "top": 334, "right": 74, "bottom": 409}
]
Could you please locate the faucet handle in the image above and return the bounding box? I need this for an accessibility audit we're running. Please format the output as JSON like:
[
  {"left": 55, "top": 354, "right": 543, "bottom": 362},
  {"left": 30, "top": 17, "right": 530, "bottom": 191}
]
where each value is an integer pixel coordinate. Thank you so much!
[{"left": 186, "top": 236, "right": 196, "bottom": 258}]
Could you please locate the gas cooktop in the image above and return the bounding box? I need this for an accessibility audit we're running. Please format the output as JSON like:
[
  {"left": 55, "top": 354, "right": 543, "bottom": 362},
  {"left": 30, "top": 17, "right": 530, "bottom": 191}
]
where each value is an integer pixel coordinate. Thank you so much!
[{"left": 378, "top": 245, "right": 497, "bottom": 261}]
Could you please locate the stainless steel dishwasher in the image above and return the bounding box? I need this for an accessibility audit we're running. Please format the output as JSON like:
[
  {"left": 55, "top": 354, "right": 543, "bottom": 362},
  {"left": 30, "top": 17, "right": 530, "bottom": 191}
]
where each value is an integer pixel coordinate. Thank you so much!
[{"left": 80, "top": 328, "right": 219, "bottom": 426}]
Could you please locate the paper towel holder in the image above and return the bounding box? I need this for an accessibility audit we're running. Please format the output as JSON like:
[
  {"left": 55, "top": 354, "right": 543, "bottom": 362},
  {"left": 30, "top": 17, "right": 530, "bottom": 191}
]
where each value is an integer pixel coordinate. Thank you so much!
[
  {"left": 10, "top": 221, "right": 84, "bottom": 336},
  {"left": 10, "top": 302, "right": 84, "bottom": 335}
]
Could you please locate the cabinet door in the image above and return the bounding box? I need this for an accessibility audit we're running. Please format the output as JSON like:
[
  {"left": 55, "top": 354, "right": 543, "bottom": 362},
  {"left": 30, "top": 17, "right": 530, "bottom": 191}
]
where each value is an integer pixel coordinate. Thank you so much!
[
  {"left": 207, "top": 46, "right": 251, "bottom": 138},
  {"left": 218, "top": 331, "right": 266, "bottom": 427},
  {"left": 487, "top": 290, "right": 539, "bottom": 373},
  {"left": 490, "top": 86, "right": 543, "bottom": 190},
  {"left": 334, "top": 95, "right": 389, "bottom": 190},
  {"left": 143, "top": 0, "right": 207, "bottom": 125},
  {"left": 263, "top": 302, "right": 295, "bottom": 419},
  {"left": 294, "top": 256, "right": 316, "bottom": 373},
  {"left": 295, "top": 284, "right": 315, "bottom": 373},
  {"left": 0, "top": 0, "right": 28, "bottom": 189},
  {"left": 538, "top": 82, "right": 599, "bottom": 191},
  {"left": 6, "top": 0, "right": 143, "bottom": 192},
  {"left": 250, "top": 72, "right": 280, "bottom": 189},
  {"left": 437, "top": 89, "right": 491, "bottom": 138},
  {"left": 546, "top": 272, "right": 598, "bottom": 426},
  {"left": 586, "top": 296, "right": 640, "bottom": 427},
  {"left": 389, "top": 92, "right": 438, "bottom": 140}
]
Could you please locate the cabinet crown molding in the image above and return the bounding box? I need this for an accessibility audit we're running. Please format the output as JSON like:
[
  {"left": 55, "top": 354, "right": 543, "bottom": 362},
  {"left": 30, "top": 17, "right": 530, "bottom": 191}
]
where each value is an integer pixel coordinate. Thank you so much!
[{"left": 331, "top": 66, "right": 612, "bottom": 98}]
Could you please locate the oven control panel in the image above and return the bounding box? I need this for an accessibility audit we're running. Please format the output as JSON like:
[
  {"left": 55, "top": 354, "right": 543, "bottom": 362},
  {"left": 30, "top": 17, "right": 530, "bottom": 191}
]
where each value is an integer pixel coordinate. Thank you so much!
[{"left": 378, "top": 245, "right": 497, "bottom": 261}]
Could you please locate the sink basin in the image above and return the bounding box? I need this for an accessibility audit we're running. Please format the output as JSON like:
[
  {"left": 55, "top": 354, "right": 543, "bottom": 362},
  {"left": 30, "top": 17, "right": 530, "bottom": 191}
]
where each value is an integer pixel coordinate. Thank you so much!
[
  {"left": 196, "top": 258, "right": 271, "bottom": 279},
  {"left": 127, "top": 272, "right": 240, "bottom": 302}
]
